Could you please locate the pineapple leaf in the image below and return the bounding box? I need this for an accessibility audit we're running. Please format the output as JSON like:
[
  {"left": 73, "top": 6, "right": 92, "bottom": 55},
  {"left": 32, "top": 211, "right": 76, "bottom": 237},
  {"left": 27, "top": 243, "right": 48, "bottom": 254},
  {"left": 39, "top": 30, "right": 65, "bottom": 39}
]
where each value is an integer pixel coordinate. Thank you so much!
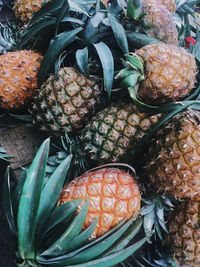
[
  {"left": 0, "top": 145, "right": 10, "bottom": 161},
  {"left": 61, "top": 218, "right": 98, "bottom": 252},
  {"left": 40, "top": 216, "right": 137, "bottom": 264},
  {"left": 76, "top": 47, "right": 89, "bottom": 76},
  {"left": 94, "top": 42, "right": 114, "bottom": 97},
  {"left": 37, "top": 218, "right": 127, "bottom": 263},
  {"left": 2, "top": 167, "right": 16, "bottom": 236},
  {"left": 40, "top": 199, "right": 89, "bottom": 257},
  {"left": 55, "top": 0, "right": 70, "bottom": 36},
  {"left": 17, "top": 139, "right": 50, "bottom": 259},
  {"left": 40, "top": 237, "right": 147, "bottom": 266},
  {"left": 103, "top": 217, "right": 142, "bottom": 255},
  {"left": 108, "top": 12, "right": 129, "bottom": 54},
  {"left": 126, "top": 31, "right": 160, "bottom": 49},
  {"left": 41, "top": 199, "right": 82, "bottom": 239},
  {"left": 29, "top": 0, "right": 65, "bottom": 26},
  {"left": 38, "top": 27, "right": 83, "bottom": 87},
  {"left": 36, "top": 155, "right": 72, "bottom": 235},
  {"left": 20, "top": 17, "right": 56, "bottom": 47},
  {"left": 13, "top": 168, "right": 27, "bottom": 224}
]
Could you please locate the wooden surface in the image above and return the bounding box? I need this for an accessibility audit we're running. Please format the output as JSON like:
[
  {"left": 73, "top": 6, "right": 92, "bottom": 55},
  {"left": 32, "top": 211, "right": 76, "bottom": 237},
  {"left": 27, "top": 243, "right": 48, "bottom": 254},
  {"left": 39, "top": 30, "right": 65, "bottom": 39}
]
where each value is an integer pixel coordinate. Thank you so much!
[{"left": 0, "top": 125, "right": 46, "bottom": 179}]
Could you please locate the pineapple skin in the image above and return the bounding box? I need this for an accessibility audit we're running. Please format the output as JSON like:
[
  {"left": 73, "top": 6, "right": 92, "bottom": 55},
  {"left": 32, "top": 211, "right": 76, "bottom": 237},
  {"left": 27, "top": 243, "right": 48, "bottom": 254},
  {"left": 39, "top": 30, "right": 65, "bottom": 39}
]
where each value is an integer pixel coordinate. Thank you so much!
[
  {"left": 142, "top": 0, "right": 178, "bottom": 44},
  {"left": 168, "top": 200, "right": 200, "bottom": 267},
  {"left": 144, "top": 0, "right": 176, "bottom": 13},
  {"left": 81, "top": 102, "right": 160, "bottom": 163},
  {"left": 135, "top": 43, "right": 196, "bottom": 105},
  {"left": 58, "top": 167, "right": 141, "bottom": 238},
  {"left": 0, "top": 50, "right": 42, "bottom": 110},
  {"left": 14, "top": 0, "right": 43, "bottom": 23},
  {"left": 31, "top": 67, "right": 100, "bottom": 134},
  {"left": 146, "top": 111, "right": 200, "bottom": 200}
]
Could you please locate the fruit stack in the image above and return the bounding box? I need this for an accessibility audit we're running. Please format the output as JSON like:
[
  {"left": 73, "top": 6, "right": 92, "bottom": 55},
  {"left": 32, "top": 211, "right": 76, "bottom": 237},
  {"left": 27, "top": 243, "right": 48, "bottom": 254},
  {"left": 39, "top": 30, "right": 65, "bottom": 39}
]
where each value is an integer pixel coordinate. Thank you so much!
[{"left": 1, "top": 0, "right": 200, "bottom": 266}]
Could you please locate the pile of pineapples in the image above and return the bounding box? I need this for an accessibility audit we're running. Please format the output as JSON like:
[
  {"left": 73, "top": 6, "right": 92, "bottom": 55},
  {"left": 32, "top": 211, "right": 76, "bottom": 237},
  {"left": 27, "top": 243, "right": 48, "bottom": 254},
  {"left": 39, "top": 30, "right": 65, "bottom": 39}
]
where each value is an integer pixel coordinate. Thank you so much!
[{"left": 1, "top": 0, "right": 200, "bottom": 266}]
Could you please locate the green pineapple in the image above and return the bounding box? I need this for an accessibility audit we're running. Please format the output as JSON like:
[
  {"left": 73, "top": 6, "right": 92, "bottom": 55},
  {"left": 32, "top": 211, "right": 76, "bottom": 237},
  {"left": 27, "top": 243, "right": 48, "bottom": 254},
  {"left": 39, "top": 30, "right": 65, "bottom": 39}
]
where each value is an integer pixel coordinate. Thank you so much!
[
  {"left": 80, "top": 101, "right": 161, "bottom": 163},
  {"left": 31, "top": 67, "right": 100, "bottom": 135}
]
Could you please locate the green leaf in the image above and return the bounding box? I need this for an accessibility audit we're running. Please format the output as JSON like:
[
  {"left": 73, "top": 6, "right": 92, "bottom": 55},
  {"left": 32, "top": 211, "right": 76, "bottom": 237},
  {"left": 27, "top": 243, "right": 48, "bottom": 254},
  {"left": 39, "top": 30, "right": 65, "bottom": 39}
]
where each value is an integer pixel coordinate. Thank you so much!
[
  {"left": 2, "top": 167, "right": 16, "bottom": 236},
  {"left": 13, "top": 168, "right": 27, "bottom": 223},
  {"left": 125, "top": 54, "right": 144, "bottom": 73},
  {"left": 29, "top": 0, "right": 64, "bottom": 25},
  {"left": 38, "top": 27, "right": 83, "bottom": 87},
  {"left": 44, "top": 216, "right": 136, "bottom": 264},
  {"left": 37, "top": 218, "right": 127, "bottom": 264},
  {"left": 20, "top": 17, "right": 56, "bottom": 47},
  {"left": 94, "top": 42, "right": 114, "bottom": 97},
  {"left": 41, "top": 199, "right": 88, "bottom": 256},
  {"left": 43, "top": 237, "right": 147, "bottom": 266},
  {"left": 36, "top": 155, "right": 72, "bottom": 235},
  {"left": 64, "top": 218, "right": 98, "bottom": 252},
  {"left": 103, "top": 217, "right": 142, "bottom": 255},
  {"left": 126, "top": 31, "right": 160, "bottom": 49},
  {"left": 108, "top": 12, "right": 129, "bottom": 54},
  {"left": 140, "top": 204, "right": 155, "bottom": 216},
  {"left": 76, "top": 47, "right": 89, "bottom": 76},
  {"left": 55, "top": 0, "right": 70, "bottom": 36},
  {"left": 17, "top": 139, "right": 50, "bottom": 260},
  {"left": 41, "top": 199, "right": 82, "bottom": 239}
]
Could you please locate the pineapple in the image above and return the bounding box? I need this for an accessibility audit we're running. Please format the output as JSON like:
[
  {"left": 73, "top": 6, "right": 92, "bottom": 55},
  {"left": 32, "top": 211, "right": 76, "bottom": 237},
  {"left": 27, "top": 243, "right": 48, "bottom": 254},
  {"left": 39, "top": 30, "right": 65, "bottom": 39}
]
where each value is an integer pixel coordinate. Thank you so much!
[
  {"left": 159, "top": 0, "right": 176, "bottom": 12},
  {"left": 144, "top": 0, "right": 176, "bottom": 13},
  {"left": 31, "top": 67, "right": 100, "bottom": 134},
  {"left": 80, "top": 102, "right": 160, "bottom": 163},
  {"left": 118, "top": 43, "right": 197, "bottom": 105},
  {"left": 0, "top": 50, "right": 43, "bottom": 110},
  {"left": 58, "top": 167, "right": 141, "bottom": 238},
  {"left": 145, "top": 110, "right": 200, "bottom": 200},
  {"left": 14, "top": 0, "right": 44, "bottom": 24},
  {"left": 3, "top": 139, "right": 146, "bottom": 266},
  {"left": 123, "top": 0, "right": 178, "bottom": 45},
  {"left": 142, "top": 1, "right": 178, "bottom": 45},
  {"left": 167, "top": 199, "right": 200, "bottom": 267}
]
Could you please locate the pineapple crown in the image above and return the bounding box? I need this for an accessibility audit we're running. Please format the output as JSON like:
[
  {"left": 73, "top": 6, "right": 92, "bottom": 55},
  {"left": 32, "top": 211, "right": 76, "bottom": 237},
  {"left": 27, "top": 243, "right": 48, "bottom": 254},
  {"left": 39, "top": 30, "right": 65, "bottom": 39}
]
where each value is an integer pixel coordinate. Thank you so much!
[
  {"left": 0, "top": 145, "right": 10, "bottom": 161},
  {"left": 3, "top": 138, "right": 147, "bottom": 266},
  {"left": 0, "top": 21, "right": 20, "bottom": 53}
]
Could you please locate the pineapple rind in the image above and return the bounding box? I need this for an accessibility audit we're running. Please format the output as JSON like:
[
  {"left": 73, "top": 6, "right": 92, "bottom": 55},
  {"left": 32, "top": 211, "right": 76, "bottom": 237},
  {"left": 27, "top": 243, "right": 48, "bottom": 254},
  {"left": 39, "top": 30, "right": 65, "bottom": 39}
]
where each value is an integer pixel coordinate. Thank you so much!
[
  {"left": 14, "top": 0, "right": 44, "bottom": 23},
  {"left": 0, "top": 50, "right": 42, "bottom": 110},
  {"left": 58, "top": 167, "right": 141, "bottom": 238},
  {"left": 81, "top": 102, "right": 160, "bottom": 163},
  {"left": 146, "top": 111, "right": 200, "bottom": 200},
  {"left": 31, "top": 67, "right": 100, "bottom": 134},
  {"left": 136, "top": 43, "right": 197, "bottom": 104},
  {"left": 168, "top": 200, "right": 200, "bottom": 267}
]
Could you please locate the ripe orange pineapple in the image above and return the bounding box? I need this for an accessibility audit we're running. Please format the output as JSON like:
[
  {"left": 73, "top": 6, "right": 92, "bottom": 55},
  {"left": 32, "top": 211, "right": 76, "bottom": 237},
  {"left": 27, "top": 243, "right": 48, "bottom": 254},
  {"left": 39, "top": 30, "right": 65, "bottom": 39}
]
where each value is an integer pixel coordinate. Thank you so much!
[
  {"left": 58, "top": 167, "right": 141, "bottom": 238},
  {"left": 0, "top": 50, "right": 42, "bottom": 110},
  {"left": 167, "top": 199, "right": 200, "bottom": 267},
  {"left": 145, "top": 110, "right": 200, "bottom": 200}
]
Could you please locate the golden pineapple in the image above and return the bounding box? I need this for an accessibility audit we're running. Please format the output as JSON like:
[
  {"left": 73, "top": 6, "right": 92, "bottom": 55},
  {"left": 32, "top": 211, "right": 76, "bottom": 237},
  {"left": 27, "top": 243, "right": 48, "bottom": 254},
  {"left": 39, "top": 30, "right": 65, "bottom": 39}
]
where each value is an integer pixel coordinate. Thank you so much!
[
  {"left": 0, "top": 50, "right": 42, "bottom": 110},
  {"left": 141, "top": 0, "right": 178, "bottom": 44},
  {"left": 58, "top": 167, "right": 141, "bottom": 238},
  {"left": 167, "top": 199, "right": 200, "bottom": 267},
  {"left": 135, "top": 43, "right": 197, "bottom": 104},
  {"left": 145, "top": 111, "right": 200, "bottom": 200},
  {"left": 80, "top": 102, "right": 160, "bottom": 163},
  {"left": 31, "top": 67, "right": 100, "bottom": 134},
  {"left": 14, "top": 0, "right": 44, "bottom": 23}
]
